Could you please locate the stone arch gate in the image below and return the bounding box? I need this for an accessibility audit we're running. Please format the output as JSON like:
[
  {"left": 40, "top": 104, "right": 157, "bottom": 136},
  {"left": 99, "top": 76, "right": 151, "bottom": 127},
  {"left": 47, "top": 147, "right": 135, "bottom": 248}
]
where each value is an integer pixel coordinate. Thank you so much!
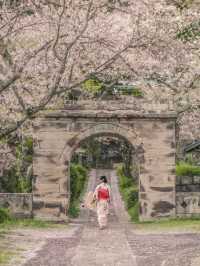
[{"left": 32, "top": 108, "right": 177, "bottom": 221}]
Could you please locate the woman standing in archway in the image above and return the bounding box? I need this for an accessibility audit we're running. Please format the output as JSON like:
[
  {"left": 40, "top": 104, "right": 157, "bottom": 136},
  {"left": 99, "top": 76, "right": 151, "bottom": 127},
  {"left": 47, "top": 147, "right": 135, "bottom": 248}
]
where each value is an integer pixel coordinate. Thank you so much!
[{"left": 93, "top": 176, "right": 111, "bottom": 230}]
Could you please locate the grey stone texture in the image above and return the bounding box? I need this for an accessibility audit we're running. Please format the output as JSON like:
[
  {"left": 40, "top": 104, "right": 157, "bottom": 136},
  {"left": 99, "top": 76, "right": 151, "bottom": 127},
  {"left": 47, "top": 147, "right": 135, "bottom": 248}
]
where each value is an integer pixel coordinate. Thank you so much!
[
  {"left": 176, "top": 192, "right": 200, "bottom": 217},
  {"left": 176, "top": 175, "right": 200, "bottom": 192},
  {"left": 0, "top": 193, "right": 32, "bottom": 218},
  {"left": 32, "top": 102, "right": 177, "bottom": 221}
]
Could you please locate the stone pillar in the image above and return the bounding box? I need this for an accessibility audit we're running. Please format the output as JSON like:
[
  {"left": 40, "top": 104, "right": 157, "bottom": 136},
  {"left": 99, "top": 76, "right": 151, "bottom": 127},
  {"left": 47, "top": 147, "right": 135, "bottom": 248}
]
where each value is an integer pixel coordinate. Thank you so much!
[
  {"left": 139, "top": 119, "right": 176, "bottom": 221},
  {"left": 32, "top": 119, "right": 69, "bottom": 221}
]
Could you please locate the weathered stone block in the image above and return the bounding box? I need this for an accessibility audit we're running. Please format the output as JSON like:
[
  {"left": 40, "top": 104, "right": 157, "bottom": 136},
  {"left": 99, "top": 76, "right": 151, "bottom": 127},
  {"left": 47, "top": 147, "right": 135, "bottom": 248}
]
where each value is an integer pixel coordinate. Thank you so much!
[
  {"left": 176, "top": 192, "right": 200, "bottom": 217},
  {"left": 0, "top": 193, "right": 32, "bottom": 218},
  {"left": 181, "top": 176, "right": 193, "bottom": 185},
  {"left": 194, "top": 176, "right": 200, "bottom": 184},
  {"left": 32, "top": 200, "right": 44, "bottom": 210}
]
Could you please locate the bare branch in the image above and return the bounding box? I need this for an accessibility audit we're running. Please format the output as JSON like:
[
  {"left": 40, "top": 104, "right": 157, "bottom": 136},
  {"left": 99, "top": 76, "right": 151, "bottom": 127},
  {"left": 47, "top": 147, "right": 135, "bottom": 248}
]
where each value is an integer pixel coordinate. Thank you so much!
[{"left": 12, "top": 85, "right": 26, "bottom": 112}]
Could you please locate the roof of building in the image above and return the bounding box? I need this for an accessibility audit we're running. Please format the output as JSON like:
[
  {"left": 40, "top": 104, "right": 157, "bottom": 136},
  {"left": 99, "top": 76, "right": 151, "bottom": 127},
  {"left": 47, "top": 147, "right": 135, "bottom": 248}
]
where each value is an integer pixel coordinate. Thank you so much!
[{"left": 184, "top": 140, "right": 200, "bottom": 153}]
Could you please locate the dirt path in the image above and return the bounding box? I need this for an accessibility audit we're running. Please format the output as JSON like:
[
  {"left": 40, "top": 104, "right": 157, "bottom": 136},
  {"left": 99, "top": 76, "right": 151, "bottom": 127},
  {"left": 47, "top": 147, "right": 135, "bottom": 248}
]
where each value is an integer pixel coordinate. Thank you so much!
[{"left": 3, "top": 169, "right": 200, "bottom": 266}]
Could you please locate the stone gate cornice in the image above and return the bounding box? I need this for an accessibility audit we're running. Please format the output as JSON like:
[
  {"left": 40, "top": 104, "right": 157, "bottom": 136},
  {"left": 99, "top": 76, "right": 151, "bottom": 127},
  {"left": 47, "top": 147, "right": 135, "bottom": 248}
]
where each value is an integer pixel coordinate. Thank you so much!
[
  {"left": 37, "top": 110, "right": 177, "bottom": 120},
  {"left": 35, "top": 100, "right": 177, "bottom": 120}
]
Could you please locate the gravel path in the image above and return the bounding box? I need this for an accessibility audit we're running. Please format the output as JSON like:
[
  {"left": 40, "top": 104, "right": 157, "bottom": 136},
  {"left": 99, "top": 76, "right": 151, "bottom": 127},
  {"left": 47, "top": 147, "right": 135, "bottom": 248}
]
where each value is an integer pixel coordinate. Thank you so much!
[
  {"left": 18, "top": 169, "right": 200, "bottom": 266},
  {"left": 22, "top": 226, "right": 83, "bottom": 266}
]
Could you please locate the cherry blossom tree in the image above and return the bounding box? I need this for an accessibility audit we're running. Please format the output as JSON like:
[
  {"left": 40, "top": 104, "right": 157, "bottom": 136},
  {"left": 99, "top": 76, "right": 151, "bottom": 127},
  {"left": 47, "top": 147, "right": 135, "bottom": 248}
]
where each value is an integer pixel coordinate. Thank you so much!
[
  {"left": 0, "top": 0, "right": 200, "bottom": 184},
  {"left": 0, "top": 0, "right": 137, "bottom": 138}
]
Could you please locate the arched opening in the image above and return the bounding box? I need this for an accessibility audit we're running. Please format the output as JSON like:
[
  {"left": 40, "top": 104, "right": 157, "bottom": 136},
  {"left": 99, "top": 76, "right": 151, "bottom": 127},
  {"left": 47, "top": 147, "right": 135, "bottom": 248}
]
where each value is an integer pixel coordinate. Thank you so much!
[{"left": 62, "top": 126, "right": 143, "bottom": 222}]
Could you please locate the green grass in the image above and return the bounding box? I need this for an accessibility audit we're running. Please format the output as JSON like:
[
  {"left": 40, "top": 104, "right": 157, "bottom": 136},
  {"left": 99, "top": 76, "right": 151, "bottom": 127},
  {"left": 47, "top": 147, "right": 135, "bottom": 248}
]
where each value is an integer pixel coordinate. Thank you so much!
[
  {"left": 8, "top": 219, "right": 59, "bottom": 228},
  {"left": 0, "top": 250, "right": 14, "bottom": 265},
  {"left": 133, "top": 217, "right": 200, "bottom": 232},
  {"left": 176, "top": 162, "right": 200, "bottom": 176},
  {"left": 0, "top": 218, "right": 63, "bottom": 234},
  {"left": 0, "top": 208, "right": 59, "bottom": 233}
]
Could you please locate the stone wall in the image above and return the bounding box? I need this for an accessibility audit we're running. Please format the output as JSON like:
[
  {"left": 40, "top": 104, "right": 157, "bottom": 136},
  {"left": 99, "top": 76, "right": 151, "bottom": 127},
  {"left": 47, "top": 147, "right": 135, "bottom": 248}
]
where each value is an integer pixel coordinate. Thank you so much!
[
  {"left": 0, "top": 192, "right": 200, "bottom": 219},
  {"left": 176, "top": 192, "right": 200, "bottom": 217},
  {"left": 0, "top": 193, "right": 32, "bottom": 218},
  {"left": 176, "top": 175, "right": 200, "bottom": 217},
  {"left": 176, "top": 176, "right": 200, "bottom": 192}
]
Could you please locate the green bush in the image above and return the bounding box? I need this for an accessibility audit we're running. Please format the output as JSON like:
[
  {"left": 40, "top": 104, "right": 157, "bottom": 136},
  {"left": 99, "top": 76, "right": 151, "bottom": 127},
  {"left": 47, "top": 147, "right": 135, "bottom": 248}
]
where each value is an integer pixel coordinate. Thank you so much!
[
  {"left": 68, "top": 201, "right": 80, "bottom": 218},
  {"left": 70, "top": 164, "right": 87, "bottom": 200},
  {"left": 69, "top": 164, "right": 88, "bottom": 217},
  {"left": 176, "top": 162, "right": 200, "bottom": 177},
  {"left": 117, "top": 166, "right": 133, "bottom": 189},
  {"left": 82, "top": 78, "right": 104, "bottom": 96},
  {"left": 122, "top": 187, "right": 138, "bottom": 210},
  {"left": 128, "top": 202, "right": 139, "bottom": 222},
  {"left": 0, "top": 208, "right": 11, "bottom": 224},
  {"left": 0, "top": 135, "right": 33, "bottom": 193},
  {"left": 117, "top": 165, "right": 139, "bottom": 222}
]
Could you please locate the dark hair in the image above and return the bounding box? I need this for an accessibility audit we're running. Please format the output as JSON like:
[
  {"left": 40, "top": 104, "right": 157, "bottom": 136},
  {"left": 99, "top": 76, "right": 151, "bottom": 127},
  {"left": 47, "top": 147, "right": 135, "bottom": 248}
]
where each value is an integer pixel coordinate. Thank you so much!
[{"left": 100, "top": 176, "right": 107, "bottom": 183}]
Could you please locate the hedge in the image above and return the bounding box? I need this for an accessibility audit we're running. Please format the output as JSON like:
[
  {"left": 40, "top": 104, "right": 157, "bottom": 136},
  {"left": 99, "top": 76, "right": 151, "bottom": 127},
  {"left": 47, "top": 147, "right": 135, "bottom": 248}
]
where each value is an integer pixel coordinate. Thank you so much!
[
  {"left": 0, "top": 208, "right": 11, "bottom": 223},
  {"left": 176, "top": 162, "right": 200, "bottom": 177},
  {"left": 117, "top": 165, "right": 139, "bottom": 221},
  {"left": 69, "top": 164, "right": 88, "bottom": 218}
]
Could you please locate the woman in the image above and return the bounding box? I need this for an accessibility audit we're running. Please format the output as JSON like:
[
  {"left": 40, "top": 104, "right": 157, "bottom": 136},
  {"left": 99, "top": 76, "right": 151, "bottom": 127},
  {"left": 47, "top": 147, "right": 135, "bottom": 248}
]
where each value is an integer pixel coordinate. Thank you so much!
[{"left": 93, "top": 175, "right": 111, "bottom": 230}]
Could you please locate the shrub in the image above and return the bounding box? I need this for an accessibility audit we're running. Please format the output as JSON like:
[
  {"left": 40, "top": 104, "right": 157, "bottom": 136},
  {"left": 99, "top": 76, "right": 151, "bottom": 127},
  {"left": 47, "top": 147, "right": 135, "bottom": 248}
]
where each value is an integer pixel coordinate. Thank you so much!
[
  {"left": 0, "top": 208, "right": 11, "bottom": 224},
  {"left": 117, "top": 166, "right": 132, "bottom": 189},
  {"left": 82, "top": 78, "right": 104, "bottom": 96},
  {"left": 117, "top": 165, "right": 139, "bottom": 221},
  {"left": 0, "top": 135, "right": 33, "bottom": 193},
  {"left": 123, "top": 187, "right": 138, "bottom": 210},
  {"left": 128, "top": 202, "right": 139, "bottom": 222},
  {"left": 68, "top": 202, "right": 80, "bottom": 218},
  {"left": 70, "top": 164, "right": 87, "bottom": 200},
  {"left": 176, "top": 162, "right": 200, "bottom": 177},
  {"left": 69, "top": 164, "right": 88, "bottom": 217}
]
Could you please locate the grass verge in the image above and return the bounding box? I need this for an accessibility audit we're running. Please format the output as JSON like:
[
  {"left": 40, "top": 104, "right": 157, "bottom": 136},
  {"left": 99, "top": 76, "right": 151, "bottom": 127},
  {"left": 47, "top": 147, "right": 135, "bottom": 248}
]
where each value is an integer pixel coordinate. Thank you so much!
[
  {"left": 2, "top": 218, "right": 61, "bottom": 228},
  {"left": 0, "top": 217, "right": 67, "bottom": 239},
  {"left": 133, "top": 217, "right": 200, "bottom": 232},
  {"left": 0, "top": 250, "right": 14, "bottom": 265}
]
